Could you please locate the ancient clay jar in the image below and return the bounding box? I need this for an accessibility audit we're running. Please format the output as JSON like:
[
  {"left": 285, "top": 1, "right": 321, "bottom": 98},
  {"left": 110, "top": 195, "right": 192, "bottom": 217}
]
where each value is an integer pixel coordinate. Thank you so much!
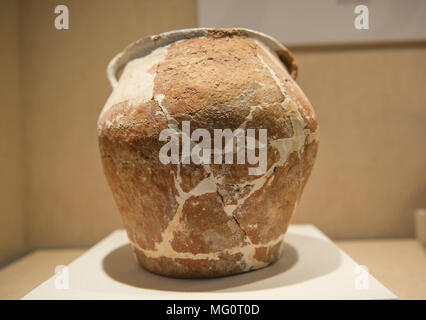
[{"left": 98, "top": 28, "right": 319, "bottom": 278}]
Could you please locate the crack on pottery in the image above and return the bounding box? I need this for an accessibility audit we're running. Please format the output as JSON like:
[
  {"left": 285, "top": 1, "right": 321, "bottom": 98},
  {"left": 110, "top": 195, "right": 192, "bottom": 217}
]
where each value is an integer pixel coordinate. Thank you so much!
[{"left": 129, "top": 231, "right": 286, "bottom": 268}]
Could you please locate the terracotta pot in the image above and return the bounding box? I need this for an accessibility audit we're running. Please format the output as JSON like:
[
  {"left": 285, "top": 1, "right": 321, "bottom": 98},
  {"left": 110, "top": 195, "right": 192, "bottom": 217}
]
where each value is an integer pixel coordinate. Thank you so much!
[{"left": 98, "top": 28, "right": 319, "bottom": 278}]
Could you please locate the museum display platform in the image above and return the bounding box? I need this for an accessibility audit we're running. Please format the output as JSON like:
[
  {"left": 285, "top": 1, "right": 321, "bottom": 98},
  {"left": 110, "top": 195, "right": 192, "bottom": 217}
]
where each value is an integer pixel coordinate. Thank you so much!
[{"left": 20, "top": 225, "right": 396, "bottom": 300}]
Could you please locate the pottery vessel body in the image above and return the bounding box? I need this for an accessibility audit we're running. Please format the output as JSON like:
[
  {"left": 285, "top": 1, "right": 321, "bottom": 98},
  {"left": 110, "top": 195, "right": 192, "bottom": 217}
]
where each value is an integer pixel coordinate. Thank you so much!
[{"left": 98, "top": 28, "right": 319, "bottom": 278}]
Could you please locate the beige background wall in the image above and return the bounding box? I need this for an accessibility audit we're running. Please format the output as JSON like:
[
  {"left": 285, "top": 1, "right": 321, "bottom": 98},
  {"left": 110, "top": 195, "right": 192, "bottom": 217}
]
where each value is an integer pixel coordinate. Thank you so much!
[
  {"left": 1, "top": 1, "right": 425, "bottom": 263},
  {"left": 0, "top": 0, "right": 26, "bottom": 265},
  {"left": 292, "top": 43, "right": 426, "bottom": 238},
  {"left": 19, "top": 0, "right": 197, "bottom": 251}
]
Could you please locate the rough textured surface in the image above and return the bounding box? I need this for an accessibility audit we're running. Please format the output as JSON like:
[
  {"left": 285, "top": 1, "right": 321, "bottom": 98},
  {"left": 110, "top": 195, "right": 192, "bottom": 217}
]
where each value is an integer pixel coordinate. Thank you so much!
[{"left": 98, "top": 29, "right": 319, "bottom": 278}]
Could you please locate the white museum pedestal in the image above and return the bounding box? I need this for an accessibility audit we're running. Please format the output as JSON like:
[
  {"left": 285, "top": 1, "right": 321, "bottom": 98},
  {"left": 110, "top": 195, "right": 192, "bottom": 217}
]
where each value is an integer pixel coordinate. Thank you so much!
[{"left": 22, "top": 225, "right": 396, "bottom": 300}]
